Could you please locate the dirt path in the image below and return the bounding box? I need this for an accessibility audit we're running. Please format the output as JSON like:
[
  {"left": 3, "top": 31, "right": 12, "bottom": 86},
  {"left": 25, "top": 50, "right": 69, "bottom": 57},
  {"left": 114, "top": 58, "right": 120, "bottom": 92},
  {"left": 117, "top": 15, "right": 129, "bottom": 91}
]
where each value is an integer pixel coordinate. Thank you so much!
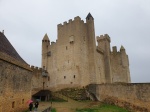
[{"left": 38, "top": 100, "right": 100, "bottom": 112}]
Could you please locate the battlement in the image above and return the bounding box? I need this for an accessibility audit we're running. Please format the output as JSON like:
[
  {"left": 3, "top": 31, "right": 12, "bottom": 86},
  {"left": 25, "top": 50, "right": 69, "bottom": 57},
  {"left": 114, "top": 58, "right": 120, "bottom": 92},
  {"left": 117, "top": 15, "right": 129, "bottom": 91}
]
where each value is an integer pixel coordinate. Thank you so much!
[
  {"left": 96, "top": 34, "right": 111, "bottom": 42},
  {"left": 51, "top": 41, "right": 56, "bottom": 45},
  {"left": 57, "top": 16, "right": 85, "bottom": 29},
  {"left": 30, "top": 65, "right": 43, "bottom": 71},
  {"left": 120, "top": 45, "right": 125, "bottom": 51},
  {"left": 112, "top": 46, "right": 117, "bottom": 53},
  {"left": 74, "top": 16, "right": 81, "bottom": 21},
  {"left": 30, "top": 65, "right": 48, "bottom": 77},
  {"left": 111, "top": 45, "right": 126, "bottom": 54}
]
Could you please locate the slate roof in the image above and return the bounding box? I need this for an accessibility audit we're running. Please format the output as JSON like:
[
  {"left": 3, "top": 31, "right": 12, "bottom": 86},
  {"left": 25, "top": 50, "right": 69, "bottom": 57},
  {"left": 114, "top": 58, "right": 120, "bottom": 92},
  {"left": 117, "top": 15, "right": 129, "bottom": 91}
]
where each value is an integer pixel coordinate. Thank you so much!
[
  {"left": 86, "top": 13, "right": 94, "bottom": 20},
  {"left": 0, "top": 32, "right": 26, "bottom": 64}
]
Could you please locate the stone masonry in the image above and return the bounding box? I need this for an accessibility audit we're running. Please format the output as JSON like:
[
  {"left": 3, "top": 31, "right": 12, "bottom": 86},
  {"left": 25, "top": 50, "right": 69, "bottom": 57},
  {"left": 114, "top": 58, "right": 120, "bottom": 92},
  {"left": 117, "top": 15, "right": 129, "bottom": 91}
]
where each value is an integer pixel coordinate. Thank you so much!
[
  {"left": 88, "top": 83, "right": 150, "bottom": 112},
  {"left": 41, "top": 13, "right": 131, "bottom": 91},
  {"left": 0, "top": 32, "right": 32, "bottom": 112},
  {"left": 31, "top": 66, "right": 49, "bottom": 95}
]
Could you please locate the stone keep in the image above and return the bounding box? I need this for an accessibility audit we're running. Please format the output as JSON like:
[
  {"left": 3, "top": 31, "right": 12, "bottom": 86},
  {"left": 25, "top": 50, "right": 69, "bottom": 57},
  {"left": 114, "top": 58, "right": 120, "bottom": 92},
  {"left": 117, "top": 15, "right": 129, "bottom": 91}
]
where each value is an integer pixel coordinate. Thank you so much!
[{"left": 41, "top": 13, "right": 131, "bottom": 90}]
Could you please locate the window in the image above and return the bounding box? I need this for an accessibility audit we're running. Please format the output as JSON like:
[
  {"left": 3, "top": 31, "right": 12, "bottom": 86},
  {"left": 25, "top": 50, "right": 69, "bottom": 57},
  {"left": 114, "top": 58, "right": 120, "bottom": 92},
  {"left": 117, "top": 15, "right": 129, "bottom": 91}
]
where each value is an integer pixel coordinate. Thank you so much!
[
  {"left": 74, "top": 75, "right": 75, "bottom": 78},
  {"left": 48, "top": 76, "right": 50, "bottom": 81},
  {"left": 22, "top": 99, "right": 24, "bottom": 104},
  {"left": 66, "top": 46, "right": 68, "bottom": 50},
  {"left": 69, "top": 36, "right": 74, "bottom": 44},
  {"left": 47, "top": 51, "right": 51, "bottom": 56},
  {"left": 64, "top": 76, "right": 66, "bottom": 79},
  {"left": 12, "top": 101, "right": 15, "bottom": 108}
]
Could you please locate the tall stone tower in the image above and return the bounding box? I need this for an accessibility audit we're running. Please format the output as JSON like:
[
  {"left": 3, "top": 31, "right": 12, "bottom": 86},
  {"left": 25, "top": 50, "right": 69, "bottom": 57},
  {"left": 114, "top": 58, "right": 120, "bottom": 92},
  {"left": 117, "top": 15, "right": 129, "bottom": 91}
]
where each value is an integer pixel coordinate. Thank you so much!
[
  {"left": 86, "top": 13, "right": 97, "bottom": 84},
  {"left": 42, "top": 34, "right": 50, "bottom": 70},
  {"left": 41, "top": 13, "right": 131, "bottom": 91},
  {"left": 97, "top": 34, "right": 112, "bottom": 83}
]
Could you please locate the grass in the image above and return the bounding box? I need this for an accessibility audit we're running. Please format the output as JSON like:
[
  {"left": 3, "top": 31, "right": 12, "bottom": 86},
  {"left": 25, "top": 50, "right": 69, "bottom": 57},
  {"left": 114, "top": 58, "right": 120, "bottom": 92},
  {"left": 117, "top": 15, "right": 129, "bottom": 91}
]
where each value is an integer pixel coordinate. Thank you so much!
[
  {"left": 76, "top": 104, "right": 130, "bottom": 112},
  {"left": 51, "top": 108, "right": 56, "bottom": 112}
]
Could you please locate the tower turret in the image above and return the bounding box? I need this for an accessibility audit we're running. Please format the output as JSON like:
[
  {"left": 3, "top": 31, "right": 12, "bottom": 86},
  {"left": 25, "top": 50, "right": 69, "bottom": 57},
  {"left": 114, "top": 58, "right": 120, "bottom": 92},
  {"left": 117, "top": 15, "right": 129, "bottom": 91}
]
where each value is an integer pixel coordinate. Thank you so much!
[
  {"left": 97, "top": 34, "right": 112, "bottom": 83},
  {"left": 42, "top": 33, "right": 50, "bottom": 70},
  {"left": 86, "top": 13, "right": 94, "bottom": 20},
  {"left": 120, "top": 45, "right": 131, "bottom": 82}
]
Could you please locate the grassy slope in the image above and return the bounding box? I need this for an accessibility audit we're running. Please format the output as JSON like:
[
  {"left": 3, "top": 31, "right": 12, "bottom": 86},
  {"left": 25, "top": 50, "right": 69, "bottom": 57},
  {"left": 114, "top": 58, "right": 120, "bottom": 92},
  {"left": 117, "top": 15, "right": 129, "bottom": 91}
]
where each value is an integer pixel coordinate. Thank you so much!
[{"left": 76, "top": 104, "right": 130, "bottom": 112}]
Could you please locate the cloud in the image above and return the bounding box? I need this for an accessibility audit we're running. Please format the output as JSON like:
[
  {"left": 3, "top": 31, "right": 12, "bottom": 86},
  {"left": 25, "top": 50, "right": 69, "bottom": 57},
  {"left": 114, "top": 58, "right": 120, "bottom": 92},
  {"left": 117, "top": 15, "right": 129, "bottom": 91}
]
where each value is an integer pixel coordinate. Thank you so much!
[{"left": 0, "top": 0, "right": 150, "bottom": 82}]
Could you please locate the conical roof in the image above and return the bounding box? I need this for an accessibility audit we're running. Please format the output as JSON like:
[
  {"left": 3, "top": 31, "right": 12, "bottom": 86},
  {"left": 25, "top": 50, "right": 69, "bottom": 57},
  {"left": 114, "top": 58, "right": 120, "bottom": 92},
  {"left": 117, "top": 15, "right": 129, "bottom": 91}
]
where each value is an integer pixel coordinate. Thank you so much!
[
  {"left": 0, "top": 32, "right": 26, "bottom": 64},
  {"left": 86, "top": 13, "right": 94, "bottom": 20},
  {"left": 42, "top": 33, "right": 49, "bottom": 40}
]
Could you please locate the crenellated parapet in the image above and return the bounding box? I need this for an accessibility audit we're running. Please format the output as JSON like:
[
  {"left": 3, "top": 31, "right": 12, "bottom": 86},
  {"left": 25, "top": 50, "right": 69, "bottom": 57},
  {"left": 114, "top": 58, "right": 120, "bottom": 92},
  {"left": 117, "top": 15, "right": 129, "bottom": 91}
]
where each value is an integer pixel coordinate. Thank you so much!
[
  {"left": 30, "top": 65, "right": 42, "bottom": 71},
  {"left": 51, "top": 41, "right": 56, "bottom": 46},
  {"left": 111, "top": 45, "right": 126, "bottom": 54},
  {"left": 96, "top": 34, "right": 111, "bottom": 43},
  {"left": 30, "top": 65, "right": 48, "bottom": 77},
  {"left": 57, "top": 16, "right": 85, "bottom": 30}
]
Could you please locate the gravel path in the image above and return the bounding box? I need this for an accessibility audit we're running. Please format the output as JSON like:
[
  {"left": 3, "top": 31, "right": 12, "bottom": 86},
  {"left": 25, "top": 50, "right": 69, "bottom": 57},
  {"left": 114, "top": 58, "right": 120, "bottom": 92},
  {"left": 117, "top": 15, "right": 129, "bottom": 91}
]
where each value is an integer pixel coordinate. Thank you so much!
[{"left": 38, "top": 98, "right": 100, "bottom": 112}]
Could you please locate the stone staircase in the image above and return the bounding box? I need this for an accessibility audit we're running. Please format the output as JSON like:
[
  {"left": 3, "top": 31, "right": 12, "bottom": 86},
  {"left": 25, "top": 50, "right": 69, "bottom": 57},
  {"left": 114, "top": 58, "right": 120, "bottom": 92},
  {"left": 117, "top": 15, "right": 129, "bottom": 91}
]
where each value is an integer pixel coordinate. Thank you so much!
[{"left": 56, "top": 88, "right": 90, "bottom": 101}]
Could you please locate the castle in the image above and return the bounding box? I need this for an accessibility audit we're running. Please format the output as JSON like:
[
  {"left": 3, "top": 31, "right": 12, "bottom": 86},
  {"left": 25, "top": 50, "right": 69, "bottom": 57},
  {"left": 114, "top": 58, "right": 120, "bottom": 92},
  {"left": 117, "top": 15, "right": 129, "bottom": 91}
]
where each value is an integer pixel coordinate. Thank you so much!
[
  {"left": 1, "top": 13, "right": 150, "bottom": 112},
  {"left": 41, "top": 13, "right": 131, "bottom": 90}
]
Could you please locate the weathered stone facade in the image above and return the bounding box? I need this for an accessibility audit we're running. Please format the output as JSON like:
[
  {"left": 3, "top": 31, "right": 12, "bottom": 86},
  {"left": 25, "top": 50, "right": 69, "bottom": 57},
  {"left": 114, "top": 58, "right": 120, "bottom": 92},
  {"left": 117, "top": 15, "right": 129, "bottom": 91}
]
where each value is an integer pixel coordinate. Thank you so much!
[
  {"left": 88, "top": 83, "right": 150, "bottom": 112},
  {"left": 31, "top": 66, "right": 49, "bottom": 95},
  {"left": 41, "top": 13, "right": 131, "bottom": 90},
  {"left": 0, "top": 32, "right": 32, "bottom": 112}
]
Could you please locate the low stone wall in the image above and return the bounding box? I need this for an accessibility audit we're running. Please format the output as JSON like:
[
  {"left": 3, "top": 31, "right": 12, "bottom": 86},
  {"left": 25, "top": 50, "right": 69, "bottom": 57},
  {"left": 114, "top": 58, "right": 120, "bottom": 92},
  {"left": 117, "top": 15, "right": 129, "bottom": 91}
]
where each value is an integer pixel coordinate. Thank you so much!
[{"left": 88, "top": 83, "right": 150, "bottom": 112}]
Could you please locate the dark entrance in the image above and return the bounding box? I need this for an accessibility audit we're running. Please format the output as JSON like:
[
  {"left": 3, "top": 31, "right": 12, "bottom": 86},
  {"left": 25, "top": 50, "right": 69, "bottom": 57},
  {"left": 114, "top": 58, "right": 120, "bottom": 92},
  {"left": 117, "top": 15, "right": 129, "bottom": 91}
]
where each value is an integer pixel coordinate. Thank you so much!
[{"left": 32, "top": 90, "right": 51, "bottom": 101}]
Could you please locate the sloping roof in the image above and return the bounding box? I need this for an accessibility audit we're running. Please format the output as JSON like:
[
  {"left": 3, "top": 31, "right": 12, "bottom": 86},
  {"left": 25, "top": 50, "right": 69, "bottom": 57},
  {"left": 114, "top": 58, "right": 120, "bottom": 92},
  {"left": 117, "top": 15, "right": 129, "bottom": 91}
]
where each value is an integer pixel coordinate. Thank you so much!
[
  {"left": 42, "top": 33, "right": 49, "bottom": 40},
  {"left": 0, "top": 32, "right": 26, "bottom": 64},
  {"left": 86, "top": 13, "right": 94, "bottom": 20},
  {"left": 32, "top": 90, "right": 51, "bottom": 96}
]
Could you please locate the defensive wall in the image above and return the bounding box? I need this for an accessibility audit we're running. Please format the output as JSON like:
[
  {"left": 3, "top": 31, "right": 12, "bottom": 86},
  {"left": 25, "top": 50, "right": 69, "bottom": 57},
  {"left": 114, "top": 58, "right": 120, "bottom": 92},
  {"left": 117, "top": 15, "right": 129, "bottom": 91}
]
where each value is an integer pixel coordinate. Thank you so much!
[
  {"left": 0, "top": 54, "right": 32, "bottom": 112},
  {"left": 88, "top": 83, "right": 150, "bottom": 112},
  {"left": 31, "top": 66, "right": 50, "bottom": 95}
]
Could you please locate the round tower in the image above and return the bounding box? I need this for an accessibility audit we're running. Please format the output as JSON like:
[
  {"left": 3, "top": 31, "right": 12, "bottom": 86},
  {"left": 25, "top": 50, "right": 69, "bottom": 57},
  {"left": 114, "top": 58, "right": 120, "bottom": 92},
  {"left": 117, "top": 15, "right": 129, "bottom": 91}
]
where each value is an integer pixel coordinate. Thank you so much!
[
  {"left": 42, "top": 33, "right": 50, "bottom": 70},
  {"left": 86, "top": 13, "right": 97, "bottom": 84}
]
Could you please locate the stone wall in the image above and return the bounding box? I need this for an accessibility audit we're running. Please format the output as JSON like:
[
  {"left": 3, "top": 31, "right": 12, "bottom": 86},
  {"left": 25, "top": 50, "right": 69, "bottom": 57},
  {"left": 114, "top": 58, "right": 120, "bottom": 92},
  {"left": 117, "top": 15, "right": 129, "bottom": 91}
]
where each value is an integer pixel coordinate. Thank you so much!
[
  {"left": 31, "top": 65, "right": 51, "bottom": 95},
  {"left": 88, "top": 83, "right": 150, "bottom": 112},
  {"left": 111, "top": 46, "right": 131, "bottom": 83},
  {"left": 41, "top": 15, "right": 131, "bottom": 91},
  {"left": 0, "top": 59, "right": 32, "bottom": 112}
]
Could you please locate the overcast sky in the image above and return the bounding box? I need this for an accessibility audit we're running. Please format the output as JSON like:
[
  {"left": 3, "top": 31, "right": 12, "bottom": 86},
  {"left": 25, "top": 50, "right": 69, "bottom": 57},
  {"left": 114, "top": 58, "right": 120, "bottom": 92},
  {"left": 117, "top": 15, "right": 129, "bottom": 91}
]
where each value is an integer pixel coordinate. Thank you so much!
[{"left": 0, "top": 0, "right": 150, "bottom": 83}]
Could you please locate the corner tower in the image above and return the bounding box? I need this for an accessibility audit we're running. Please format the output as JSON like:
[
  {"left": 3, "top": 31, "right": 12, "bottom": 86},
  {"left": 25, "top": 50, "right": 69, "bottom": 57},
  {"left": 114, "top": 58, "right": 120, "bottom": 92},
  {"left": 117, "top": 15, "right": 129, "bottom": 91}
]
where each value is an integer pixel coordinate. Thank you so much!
[
  {"left": 42, "top": 33, "right": 50, "bottom": 70},
  {"left": 120, "top": 46, "right": 131, "bottom": 82},
  {"left": 86, "top": 13, "right": 97, "bottom": 84}
]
